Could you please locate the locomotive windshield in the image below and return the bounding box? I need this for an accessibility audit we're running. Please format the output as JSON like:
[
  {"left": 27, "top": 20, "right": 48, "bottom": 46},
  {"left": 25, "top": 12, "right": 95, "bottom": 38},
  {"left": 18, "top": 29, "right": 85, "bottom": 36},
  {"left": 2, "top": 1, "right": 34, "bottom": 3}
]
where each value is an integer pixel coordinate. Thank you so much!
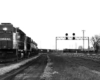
[
  {"left": 0, "top": 23, "right": 14, "bottom": 49},
  {"left": 0, "top": 23, "right": 15, "bottom": 32}
]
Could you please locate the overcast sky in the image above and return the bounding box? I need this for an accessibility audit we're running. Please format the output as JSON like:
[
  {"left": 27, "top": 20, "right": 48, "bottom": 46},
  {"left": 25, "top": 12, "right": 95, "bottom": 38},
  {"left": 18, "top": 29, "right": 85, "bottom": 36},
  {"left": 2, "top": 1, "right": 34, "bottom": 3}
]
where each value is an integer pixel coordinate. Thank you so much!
[{"left": 0, "top": 0, "right": 100, "bottom": 49}]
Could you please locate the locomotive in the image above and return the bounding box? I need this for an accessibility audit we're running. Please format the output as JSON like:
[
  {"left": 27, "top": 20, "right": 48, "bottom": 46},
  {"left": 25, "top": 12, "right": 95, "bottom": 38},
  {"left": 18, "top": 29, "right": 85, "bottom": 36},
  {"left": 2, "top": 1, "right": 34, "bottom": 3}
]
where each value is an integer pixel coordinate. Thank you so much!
[{"left": 0, "top": 23, "right": 38, "bottom": 61}]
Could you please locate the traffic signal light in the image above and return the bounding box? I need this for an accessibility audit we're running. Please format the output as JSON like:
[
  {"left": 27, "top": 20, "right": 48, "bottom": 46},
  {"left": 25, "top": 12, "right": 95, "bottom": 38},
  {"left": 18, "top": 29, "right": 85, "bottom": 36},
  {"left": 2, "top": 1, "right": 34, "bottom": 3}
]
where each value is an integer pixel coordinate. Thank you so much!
[
  {"left": 66, "top": 37, "right": 68, "bottom": 40},
  {"left": 65, "top": 33, "right": 68, "bottom": 40},
  {"left": 72, "top": 33, "right": 75, "bottom": 40},
  {"left": 73, "top": 33, "right": 75, "bottom": 36},
  {"left": 73, "top": 37, "right": 75, "bottom": 40}
]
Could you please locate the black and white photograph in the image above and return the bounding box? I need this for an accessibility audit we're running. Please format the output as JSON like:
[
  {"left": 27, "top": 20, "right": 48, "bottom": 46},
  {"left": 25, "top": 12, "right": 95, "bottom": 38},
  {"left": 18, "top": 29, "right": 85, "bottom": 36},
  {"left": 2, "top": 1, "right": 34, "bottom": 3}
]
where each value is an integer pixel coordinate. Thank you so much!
[{"left": 0, "top": 0, "right": 100, "bottom": 80}]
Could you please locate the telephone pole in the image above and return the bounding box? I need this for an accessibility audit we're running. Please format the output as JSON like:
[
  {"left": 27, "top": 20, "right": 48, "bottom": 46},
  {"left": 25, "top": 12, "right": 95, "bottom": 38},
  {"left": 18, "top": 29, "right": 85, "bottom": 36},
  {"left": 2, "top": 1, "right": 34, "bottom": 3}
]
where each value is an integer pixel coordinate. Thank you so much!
[{"left": 82, "top": 30, "right": 85, "bottom": 51}]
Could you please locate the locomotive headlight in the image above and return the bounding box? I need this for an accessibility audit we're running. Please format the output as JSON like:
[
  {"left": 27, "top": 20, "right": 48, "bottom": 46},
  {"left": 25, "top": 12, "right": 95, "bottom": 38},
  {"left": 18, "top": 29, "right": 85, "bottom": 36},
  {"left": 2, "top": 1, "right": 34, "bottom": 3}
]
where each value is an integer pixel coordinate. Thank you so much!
[{"left": 3, "top": 27, "right": 7, "bottom": 31}]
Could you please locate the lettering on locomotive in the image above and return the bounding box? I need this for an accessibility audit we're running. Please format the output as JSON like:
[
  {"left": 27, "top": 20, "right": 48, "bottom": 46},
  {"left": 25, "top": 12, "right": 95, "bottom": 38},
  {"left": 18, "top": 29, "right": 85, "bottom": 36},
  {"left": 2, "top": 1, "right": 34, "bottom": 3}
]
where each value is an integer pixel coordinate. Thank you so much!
[{"left": 0, "top": 38, "right": 11, "bottom": 40}]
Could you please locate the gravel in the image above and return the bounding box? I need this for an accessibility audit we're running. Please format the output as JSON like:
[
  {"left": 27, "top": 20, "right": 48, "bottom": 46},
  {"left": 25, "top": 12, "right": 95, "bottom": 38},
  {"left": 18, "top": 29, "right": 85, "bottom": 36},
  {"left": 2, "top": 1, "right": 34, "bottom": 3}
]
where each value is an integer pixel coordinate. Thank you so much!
[{"left": 0, "top": 56, "right": 38, "bottom": 75}]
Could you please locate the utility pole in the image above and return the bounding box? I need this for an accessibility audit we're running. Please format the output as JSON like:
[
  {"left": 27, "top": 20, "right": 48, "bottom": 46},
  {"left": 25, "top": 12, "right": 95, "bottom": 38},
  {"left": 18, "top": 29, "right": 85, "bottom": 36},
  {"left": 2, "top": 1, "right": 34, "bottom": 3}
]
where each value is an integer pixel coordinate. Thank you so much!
[
  {"left": 82, "top": 30, "right": 85, "bottom": 51},
  {"left": 55, "top": 37, "right": 57, "bottom": 51},
  {"left": 88, "top": 37, "right": 90, "bottom": 53}
]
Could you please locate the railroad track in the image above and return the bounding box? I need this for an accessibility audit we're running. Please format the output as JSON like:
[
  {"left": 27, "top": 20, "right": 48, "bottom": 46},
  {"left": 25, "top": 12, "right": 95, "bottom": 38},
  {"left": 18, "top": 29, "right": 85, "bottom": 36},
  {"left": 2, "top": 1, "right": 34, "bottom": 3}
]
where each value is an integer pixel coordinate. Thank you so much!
[
  {"left": 0, "top": 53, "right": 47, "bottom": 80},
  {"left": 0, "top": 57, "right": 36, "bottom": 68},
  {"left": 47, "top": 53, "right": 100, "bottom": 80}
]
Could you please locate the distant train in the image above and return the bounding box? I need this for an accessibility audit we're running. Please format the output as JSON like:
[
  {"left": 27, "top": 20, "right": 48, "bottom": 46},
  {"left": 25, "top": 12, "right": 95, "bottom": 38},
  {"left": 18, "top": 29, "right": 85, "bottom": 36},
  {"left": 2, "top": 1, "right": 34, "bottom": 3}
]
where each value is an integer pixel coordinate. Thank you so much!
[
  {"left": 63, "top": 48, "right": 95, "bottom": 53},
  {"left": 0, "top": 23, "right": 38, "bottom": 61}
]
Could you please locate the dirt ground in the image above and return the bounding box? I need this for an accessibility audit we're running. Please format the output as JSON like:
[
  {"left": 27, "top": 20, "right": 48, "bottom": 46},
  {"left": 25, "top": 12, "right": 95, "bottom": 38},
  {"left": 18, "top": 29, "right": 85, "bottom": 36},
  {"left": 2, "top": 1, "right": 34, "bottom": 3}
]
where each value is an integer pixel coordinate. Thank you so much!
[
  {"left": 46, "top": 53, "right": 100, "bottom": 80},
  {"left": 13, "top": 54, "right": 47, "bottom": 80},
  {"left": 10, "top": 53, "right": 100, "bottom": 80}
]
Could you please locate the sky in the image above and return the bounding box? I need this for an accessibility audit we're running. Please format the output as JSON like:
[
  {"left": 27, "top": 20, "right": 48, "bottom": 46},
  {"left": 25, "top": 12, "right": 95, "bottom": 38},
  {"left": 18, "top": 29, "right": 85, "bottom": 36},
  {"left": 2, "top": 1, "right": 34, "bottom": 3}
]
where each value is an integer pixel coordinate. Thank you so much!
[{"left": 0, "top": 0, "right": 100, "bottom": 49}]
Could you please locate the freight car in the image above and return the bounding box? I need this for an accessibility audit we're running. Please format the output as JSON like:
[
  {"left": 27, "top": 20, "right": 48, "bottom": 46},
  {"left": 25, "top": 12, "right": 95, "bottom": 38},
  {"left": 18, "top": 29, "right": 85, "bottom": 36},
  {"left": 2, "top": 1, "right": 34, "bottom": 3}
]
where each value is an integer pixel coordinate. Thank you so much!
[{"left": 0, "top": 23, "right": 38, "bottom": 61}]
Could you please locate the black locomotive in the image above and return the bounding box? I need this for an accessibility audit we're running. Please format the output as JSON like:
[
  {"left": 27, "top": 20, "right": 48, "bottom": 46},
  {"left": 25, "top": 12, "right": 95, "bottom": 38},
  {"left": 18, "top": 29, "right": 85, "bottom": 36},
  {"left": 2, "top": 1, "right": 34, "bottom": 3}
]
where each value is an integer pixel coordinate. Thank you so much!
[{"left": 0, "top": 23, "right": 38, "bottom": 61}]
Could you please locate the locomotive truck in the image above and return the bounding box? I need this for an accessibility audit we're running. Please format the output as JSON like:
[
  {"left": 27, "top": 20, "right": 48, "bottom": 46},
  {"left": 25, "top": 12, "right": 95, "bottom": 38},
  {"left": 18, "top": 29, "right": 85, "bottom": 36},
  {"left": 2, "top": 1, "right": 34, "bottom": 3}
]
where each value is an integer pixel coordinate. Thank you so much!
[{"left": 0, "top": 23, "right": 38, "bottom": 61}]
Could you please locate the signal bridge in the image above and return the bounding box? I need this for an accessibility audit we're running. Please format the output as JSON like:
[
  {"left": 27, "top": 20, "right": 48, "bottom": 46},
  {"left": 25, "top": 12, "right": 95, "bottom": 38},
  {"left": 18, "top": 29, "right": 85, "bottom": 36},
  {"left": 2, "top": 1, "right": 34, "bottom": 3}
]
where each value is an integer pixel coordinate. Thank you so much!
[
  {"left": 55, "top": 33, "right": 90, "bottom": 52},
  {"left": 56, "top": 36, "right": 89, "bottom": 40}
]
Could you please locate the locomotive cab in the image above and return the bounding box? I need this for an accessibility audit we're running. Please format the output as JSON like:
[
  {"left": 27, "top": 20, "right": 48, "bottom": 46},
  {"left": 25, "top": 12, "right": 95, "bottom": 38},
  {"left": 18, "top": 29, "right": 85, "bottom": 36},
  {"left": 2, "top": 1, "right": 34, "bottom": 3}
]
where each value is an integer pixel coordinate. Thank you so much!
[
  {"left": 0, "top": 23, "right": 16, "bottom": 49},
  {"left": 0, "top": 23, "right": 17, "bottom": 60},
  {"left": 0, "top": 23, "right": 26, "bottom": 61}
]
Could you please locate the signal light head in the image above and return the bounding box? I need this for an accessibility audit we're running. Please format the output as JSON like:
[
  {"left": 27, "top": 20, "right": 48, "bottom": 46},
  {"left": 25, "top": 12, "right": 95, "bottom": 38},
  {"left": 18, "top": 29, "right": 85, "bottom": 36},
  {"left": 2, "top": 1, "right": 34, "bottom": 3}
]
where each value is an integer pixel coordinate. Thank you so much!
[
  {"left": 73, "top": 33, "right": 75, "bottom": 36},
  {"left": 73, "top": 37, "right": 75, "bottom": 40},
  {"left": 65, "top": 33, "right": 68, "bottom": 36},
  {"left": 65, "top": 33, "right": 68, "bottom": 40},
  {"left": 66, "top": 37, "right": 68, "bottom": 40}
]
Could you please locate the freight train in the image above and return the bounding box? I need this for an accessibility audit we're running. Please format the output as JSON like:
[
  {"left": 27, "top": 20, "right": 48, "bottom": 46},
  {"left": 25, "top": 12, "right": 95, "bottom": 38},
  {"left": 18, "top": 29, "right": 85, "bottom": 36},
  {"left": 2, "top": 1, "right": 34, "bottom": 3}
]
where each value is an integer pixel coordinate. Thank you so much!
[
  {"left": 0, "top": 23, "right": 38, "bottom": 61},
  {"left": 63, "top": 48, "right": 95, "bottom": 53}
]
